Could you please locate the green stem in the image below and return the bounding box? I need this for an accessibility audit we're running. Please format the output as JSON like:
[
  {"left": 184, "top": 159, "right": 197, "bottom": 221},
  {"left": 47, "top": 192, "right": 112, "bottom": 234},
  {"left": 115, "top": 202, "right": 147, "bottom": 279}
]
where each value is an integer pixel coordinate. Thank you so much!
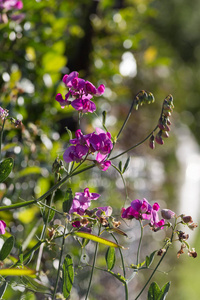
[
  {"left": 52, "top": 221, "right": 67, "bottom": 299},
  {"left": 0, "top": 164, "right": 95, "bottom": 212},
  {"left": 0, "top": 118, "right": 6, "bottom": 161},
  {"left": 111, "top": 233, "right": 126, "bottom": 278},
  {"left": 135, "top": 219, "right": 177, "bottom": 300},
  {"left": 136, "top": 220, "right": 143, "bottom": 266},
  {"left": 85, "top": 225, "right": 101, "bottom": 300},
  {"left": 36, "top": 191, "right": 55, "bottom": 272},
  {"left": 110, "top": 125, "right": 158, "bottom": 161}
]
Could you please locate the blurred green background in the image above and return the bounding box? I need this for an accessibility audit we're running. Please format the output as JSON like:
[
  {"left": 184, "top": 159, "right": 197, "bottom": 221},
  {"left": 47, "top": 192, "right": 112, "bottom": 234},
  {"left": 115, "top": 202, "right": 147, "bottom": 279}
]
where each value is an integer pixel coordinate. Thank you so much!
[{"left": 0, "top": 0, "right": 200, "bottom": 299}]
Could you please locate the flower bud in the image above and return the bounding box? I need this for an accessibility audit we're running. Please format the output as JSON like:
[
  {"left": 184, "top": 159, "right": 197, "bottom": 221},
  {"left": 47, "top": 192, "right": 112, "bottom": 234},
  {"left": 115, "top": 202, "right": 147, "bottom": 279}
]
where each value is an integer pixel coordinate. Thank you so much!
[
  {"left": 149, "top": 135, "right": 155, "bottom": 149},
  {"left": 155, "top": 131, "right": 164, "bottom": 145},
  {"left": 161, "top": 209, "right": 175, "bottom": 220}
]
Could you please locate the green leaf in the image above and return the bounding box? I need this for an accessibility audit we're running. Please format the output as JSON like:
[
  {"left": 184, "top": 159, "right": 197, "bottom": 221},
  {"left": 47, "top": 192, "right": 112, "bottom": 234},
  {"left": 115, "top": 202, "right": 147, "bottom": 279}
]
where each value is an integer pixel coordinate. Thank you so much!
[
  {"left": 16, "top": 166, "right": 43, "bottom": 178},
  {"left": 106, "top": 247, "right": 116, "bottom": 270},
  {"left": 62, "top": 254, "right": 74, "bottom": 298},
  {"left": 122, "top": 157, "right": 130, "bottom": 173},
  {"left": 73, "top": 232, "right": 125, "bottom": 248},
  {"left": 0, "top": 158, "right": 14, "bottom": 183},
  {"left": 118, "top": 161, "right": 122, "bottom": 172},
  {"left": 102, "top": 110, "right": 107, "bottom": 127},
  {"left": 0, "top": 281, "right": 8, "bottom": 298},
  {"left": 63, "top": 188, "right": 74, "bottom": 213},
  {"left": 0, "top": 236, "right": 14, "bottom": 260},
  {"left": 108, "top": 270, "right": 126, "bottom": 284},
  {"left": 148, "top": 282, "right": 171, "bottom": 300},
  {"left": 146, "top": 250, "right": 157, "bottom": 268}
]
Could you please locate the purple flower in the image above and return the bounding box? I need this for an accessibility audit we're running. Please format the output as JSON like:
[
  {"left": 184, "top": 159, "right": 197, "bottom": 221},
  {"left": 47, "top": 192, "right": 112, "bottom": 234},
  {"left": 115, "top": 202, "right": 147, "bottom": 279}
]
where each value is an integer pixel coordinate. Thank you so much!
[
  {"left": 161, "top": 209, "right": 175, "bottom": 220},
  {"left": 89, "top": 128, "right": 113, "bottom": 155},
  {"left": 0, "top": 220, "right": 6, "bottom": 234},
  {"left": 96, "top": 206, "right": 113, "bottom": 217},
  {"left": 55, "top": 71, "right": 105, "bottom": 114},
  {"left": 69, "top": 188, "right": 100, "bottom": 215},
  {"left": 63, "top": 144, "right": 89, "bottom": 163}
]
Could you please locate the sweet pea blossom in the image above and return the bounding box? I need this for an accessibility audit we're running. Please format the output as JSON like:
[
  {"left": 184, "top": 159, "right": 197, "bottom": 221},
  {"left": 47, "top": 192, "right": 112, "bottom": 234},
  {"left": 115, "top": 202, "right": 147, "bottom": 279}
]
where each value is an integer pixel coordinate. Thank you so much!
[
  {"left": 63, "top": 128, "right": 113, "bottom": 171},
  {"left": 0, "top": 0, "right": 23, "bottom": 11},
  {"left": 69, "top": 188, "right": 100, "bottom": 215},
  {"left": 121, "top": 198, "right": 165, "bottom": 230},
  {"left": 0, "top": 220, "right": 6, "bottom": 234},
  {"left": 55, "top": 71, "right": 105, "bottom": 114}
]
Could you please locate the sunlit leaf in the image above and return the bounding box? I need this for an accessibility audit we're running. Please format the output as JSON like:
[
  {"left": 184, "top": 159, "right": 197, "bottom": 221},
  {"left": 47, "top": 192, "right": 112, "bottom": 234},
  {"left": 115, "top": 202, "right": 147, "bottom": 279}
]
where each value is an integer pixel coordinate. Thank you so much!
[
  {"left": 105, "top": 247, "right": 115, "bottom": 270},
  {"left": 63, "top": 188, "right": 73, "bottom": 213},
  {"left": 0, "top": 158, "right": 14, "bottom": 183},
  {"left": 0, "top": 281, "right": 8, "bottom": 298},
  {"left": 16, "top": 166, "right": 42, "bottom": 178},
  {"left": 62, "top": 254, "right": 74, "bottom": 298},
  {"left": 0, "top": 236, "right": 14, "bottom": 260},
  {"left": 73, "top": 232, "right": 125, "bottom": 248},
  {"left": 146, "top": 250, "right": 157, "bottom": 268},
  {"left": 0, "top": 268, "right": 35, "bottom": 276}
]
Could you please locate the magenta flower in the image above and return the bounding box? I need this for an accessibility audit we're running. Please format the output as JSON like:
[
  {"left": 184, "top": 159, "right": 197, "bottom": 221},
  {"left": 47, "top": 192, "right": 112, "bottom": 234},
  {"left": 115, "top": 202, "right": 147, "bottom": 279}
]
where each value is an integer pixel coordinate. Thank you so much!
[
  {"left": 55, "top": 71, "right": 105, "bottom": 114},
  {"left": 0, "top": 0, "right": 23, "bottom": 11},
  {"left": 69, "top": 188, "right": 100, "bottom": 215},
  {"left": 95, "top": 153, "right": 111, "bottom": 171},
  {"left": 0, "top": 220, "right": 6, "bottom": 234},
  {"left": 63, "top": 128, "right": 113, "bottom": 171}
]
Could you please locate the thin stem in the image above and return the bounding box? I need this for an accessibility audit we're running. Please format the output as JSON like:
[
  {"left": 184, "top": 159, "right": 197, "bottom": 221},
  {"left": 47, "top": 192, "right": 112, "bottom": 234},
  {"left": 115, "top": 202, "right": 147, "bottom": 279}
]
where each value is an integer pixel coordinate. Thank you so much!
[
  {"left": 135, "top": 219, "right": 177, "bottom": 300},
  {"left": 111, "top": 233, "right": 126, "bottom": 278},
  {"left": 136, "top": 220, "right": 143, "bottom": 266},
  {"left": 52, "top": 221, "right": 67, "bottom": 299},
  {"left": 85, "top": 225, "right": 101, "bottom": 300},
  {"left": 110, "top": 125, "right": 158, "bottom": 161},
  {"left": 0, "top": 164, "right": 95, "bottom": 212},
  {"left": 111, "top": 163, "right": 129, "bottom": 207},
  {"left": 36, "top": 191, "right": 55, "bottom": 272},
  {"left": 0, "top": 118, "right": 6, "bottom": 161}
]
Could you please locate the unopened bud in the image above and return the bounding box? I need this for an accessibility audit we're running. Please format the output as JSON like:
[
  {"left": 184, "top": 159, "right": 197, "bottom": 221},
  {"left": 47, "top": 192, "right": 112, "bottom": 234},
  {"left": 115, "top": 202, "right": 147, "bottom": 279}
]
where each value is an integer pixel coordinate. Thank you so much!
[
  {"left": 149, "top": 135, "right": 155, "bottom": 149},
  {"left": 155, "top": 131, "right": 164, "bottom": 145},
  {"left": 161, "top": 209, "right": 175, "bottom": 220}
]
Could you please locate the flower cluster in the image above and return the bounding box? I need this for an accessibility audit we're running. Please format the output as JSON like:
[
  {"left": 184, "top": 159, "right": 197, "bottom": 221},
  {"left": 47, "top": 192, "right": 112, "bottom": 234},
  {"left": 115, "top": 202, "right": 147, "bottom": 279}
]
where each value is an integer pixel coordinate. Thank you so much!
[
  {"left": 63, "top": 128, "right": 113, "bottom": 171},
  {"left": 0, "top": 106, "right": 9, "bottom": 120},
  {"left": 55, "top": 71, "right": 105, "bottom": 113},
  {"left": 69, "top": 188, "right": 114, "bottom": 232},
  {"left": 121, "top": 198, "right": 165, "bottom": 230},
  {"left": 149, "top": 94, "right": 174, "bottom": 149}
]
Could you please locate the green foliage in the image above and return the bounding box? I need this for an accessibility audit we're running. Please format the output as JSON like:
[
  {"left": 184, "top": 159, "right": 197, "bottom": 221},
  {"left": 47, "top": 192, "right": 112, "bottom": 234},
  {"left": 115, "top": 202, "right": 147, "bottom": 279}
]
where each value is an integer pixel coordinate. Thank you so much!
[
  {"left": 105, "top": 246, "right": 116, "bottom": 270},
  {"left": 0, "top": 158, "right": 14, "bottom": 183},
  {"left": 62, "top": 254, "right": 74, "bottom": 298},
  {"left": 0, "top": 236, "right": 14, "bottom": 260},
  {"left": 148, "top": 282, "right": 171, "bottom": 300}
]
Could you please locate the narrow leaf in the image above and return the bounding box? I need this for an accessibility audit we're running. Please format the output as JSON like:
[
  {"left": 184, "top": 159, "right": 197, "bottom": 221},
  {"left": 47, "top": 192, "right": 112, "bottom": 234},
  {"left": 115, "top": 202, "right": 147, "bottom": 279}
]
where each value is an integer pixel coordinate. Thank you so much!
[
  {"left": 62, "top": 254, "right": 74, "bottom": 298},
  {"left": 0, "top": 268, "right": 35, "bottom": 276},
  {"left": 159, "top": 282, "right": 171, "bottom": 300},
  {"left": 146, "top": 250, "right": 157, "bottom": 268},
  {"left": 118, "top": 161, "right": 122, "bottom": 172},
  {"left": 122, "top": 157, "right": 130, "bottom": 173},
  {"left": 108, "top": 270, "right": 126, "bottom": 283},
  {"left": 63, "top": 188, "right": 74, "bottom": 213},
  {"left": 106, "top": 247, "right": 116, "bottom": 270},
  {"left": 73, "top": 232, "right": 125, "bottom": 248},
  {"left": 0, "top": 158, "right": 14, "bottom": 183},
  {"left": 102, "top": 111, "right": 107, "bottom": 127},
  {"left": 148, "top": 282, "right": 161, "bottom": 300},
  {"left": 0, "top": 236, "right": 14, "bottom": 260}
]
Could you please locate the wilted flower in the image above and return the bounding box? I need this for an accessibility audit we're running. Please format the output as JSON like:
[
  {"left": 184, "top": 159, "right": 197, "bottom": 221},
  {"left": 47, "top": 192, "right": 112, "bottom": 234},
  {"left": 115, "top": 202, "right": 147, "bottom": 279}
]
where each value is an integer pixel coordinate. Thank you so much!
[
  {"left": 177, "top": 244, "right": 186, "bottom": 258},
  {"left": 161, "top": 209, "right": 175, "bottom": 220},
  {"left": 188, "top": 248, "right": 197, "bottom": 258},
  {"left": 157, "top": 248, "right": 166, "bottom": 256}
]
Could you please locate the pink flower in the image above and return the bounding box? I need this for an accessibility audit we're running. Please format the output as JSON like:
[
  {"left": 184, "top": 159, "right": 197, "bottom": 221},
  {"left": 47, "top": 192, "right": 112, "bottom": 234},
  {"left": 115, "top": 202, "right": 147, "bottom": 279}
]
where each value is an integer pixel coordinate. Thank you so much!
[
  {"left": 63, "top": 144, "right": 89, "bottom": 163},
  {"left": 96, "top": 206, "right": 113, "bottom": 217},
  {"left": 95, "top": 153, "right": 111, "bottom": 171},
  {"left": 0, "top": 106, "right": 9, "bottom": 120},
  {"left": 0, "top": 220, "right": 6, "bottom": 234}
]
